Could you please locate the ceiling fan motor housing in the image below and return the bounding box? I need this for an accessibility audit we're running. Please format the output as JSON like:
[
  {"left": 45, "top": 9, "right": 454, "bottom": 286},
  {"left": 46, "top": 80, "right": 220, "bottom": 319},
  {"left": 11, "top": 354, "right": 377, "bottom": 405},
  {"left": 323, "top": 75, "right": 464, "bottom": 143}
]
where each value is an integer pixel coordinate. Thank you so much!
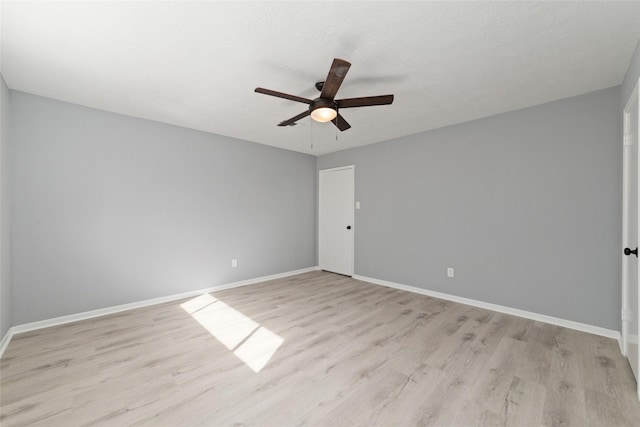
[{"left": 309, "top": 98, "right": 337, "bottom": 113}]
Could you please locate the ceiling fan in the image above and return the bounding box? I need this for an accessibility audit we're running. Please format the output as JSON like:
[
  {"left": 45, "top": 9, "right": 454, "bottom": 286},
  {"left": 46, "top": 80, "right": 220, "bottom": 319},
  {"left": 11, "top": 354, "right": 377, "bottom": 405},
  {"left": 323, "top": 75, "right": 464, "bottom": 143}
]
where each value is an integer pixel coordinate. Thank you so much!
[{"left": 255, "top": 58, "right": 394, "bottom": 131}]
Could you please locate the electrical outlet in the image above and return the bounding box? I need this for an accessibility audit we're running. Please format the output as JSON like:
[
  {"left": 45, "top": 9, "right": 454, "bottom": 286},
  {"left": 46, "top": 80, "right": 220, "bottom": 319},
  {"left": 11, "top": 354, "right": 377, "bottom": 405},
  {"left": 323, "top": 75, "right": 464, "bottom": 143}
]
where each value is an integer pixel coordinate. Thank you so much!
[
  {"left": 231, "top": 259, "right": 238, "bottom": 268},
  {"left": 447, "top": 267, "right": 454, "bottom": 278}
]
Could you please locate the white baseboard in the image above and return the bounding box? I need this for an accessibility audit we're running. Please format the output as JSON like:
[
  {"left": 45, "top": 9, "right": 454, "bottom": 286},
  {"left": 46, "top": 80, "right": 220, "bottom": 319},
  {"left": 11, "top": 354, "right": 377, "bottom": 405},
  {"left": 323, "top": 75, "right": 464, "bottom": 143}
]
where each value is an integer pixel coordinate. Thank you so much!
[
  {"left": 0, "top": 326, "right": 15, "bottom": 358},
  {"left": 353, "top": 274, "right": 621, "bottom": 342},
  {"left": 620, "top": 334, "right": 638, "bottom": 356},
  {"left": 0, "top": 266, "right": 319, "bottom": 359}
]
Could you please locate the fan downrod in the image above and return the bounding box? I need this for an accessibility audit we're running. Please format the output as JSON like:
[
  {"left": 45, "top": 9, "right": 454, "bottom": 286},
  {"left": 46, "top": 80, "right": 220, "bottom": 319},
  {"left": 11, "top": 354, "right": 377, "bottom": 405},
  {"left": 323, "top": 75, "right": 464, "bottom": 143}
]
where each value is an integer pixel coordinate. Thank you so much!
[{"left": 315, "top": 81, "right": 324, "bottom": 91}]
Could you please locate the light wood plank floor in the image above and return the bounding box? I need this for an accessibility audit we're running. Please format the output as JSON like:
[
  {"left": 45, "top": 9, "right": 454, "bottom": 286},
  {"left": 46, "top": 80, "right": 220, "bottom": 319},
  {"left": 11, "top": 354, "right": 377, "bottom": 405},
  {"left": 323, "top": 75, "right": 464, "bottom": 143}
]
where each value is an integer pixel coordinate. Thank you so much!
[{"left": 1, "top": 271, "right": 640, "bottom": 426}]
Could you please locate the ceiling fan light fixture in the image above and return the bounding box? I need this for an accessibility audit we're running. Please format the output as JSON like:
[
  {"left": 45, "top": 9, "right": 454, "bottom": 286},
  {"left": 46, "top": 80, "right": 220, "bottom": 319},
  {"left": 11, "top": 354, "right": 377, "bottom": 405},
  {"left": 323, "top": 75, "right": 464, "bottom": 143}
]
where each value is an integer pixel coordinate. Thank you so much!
[
  {"left": 309, "top": 98, "right": 337, "bottom": 123},
  {"left": 310, "top": 106, "right": 337, "bottom": 122}
]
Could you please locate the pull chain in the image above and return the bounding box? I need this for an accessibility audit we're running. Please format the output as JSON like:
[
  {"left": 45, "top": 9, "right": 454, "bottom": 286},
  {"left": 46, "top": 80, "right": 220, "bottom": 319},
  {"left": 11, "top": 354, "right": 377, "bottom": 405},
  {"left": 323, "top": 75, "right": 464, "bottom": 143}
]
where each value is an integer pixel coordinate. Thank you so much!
[{"left": 335, "top": 106, "right": 340, "bottom": 141}]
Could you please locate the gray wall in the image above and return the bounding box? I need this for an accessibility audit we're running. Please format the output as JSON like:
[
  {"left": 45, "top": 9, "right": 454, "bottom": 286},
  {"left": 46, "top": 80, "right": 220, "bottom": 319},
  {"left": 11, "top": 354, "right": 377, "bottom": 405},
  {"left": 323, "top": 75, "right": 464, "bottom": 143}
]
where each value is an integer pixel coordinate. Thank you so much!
[
  {"left": 622, "top": 38, "right": 640, "bottom": 106},
  {"left": 0, "top": 76, "right": 11, "bottom": 339},
  {"left": 318, "top": 86, "right": 621, "bottom": 330},
  {"left": 11, "top": 91, "right": 316, "bottom": 324}
]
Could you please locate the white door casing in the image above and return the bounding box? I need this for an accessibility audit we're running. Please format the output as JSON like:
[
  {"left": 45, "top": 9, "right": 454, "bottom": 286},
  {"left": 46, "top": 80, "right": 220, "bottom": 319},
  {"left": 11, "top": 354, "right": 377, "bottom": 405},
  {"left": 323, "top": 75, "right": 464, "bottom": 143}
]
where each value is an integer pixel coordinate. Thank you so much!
[
  {"left": 622, "top": 77, "right": 640, "bottom": 400},
  {"left": 319, "top": 165, "right": 354, "bottom": 276}
]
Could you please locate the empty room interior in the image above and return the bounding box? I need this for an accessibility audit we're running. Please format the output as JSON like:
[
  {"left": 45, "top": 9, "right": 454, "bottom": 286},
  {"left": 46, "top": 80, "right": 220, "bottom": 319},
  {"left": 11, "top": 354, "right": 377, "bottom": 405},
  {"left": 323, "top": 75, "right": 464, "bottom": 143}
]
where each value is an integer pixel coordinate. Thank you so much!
[{"left": 3, "top": 1, "right": 640, "bottom": 426}]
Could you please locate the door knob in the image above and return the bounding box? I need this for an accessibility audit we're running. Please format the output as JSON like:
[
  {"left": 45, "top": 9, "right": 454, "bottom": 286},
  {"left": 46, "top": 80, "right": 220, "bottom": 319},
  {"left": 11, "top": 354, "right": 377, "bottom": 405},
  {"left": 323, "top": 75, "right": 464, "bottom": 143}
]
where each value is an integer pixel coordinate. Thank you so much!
[
  {"left": 346, "top": 225, "right": 351, "bottom": 230},
  {"left": 624, "top": 247, "right": 638, "bottom": 257}
]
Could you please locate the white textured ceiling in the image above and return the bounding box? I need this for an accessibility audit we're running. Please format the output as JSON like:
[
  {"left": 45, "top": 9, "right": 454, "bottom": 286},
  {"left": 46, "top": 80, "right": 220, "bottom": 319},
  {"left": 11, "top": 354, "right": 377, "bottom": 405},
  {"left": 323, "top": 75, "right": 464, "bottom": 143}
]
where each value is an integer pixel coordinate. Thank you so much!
[{"left": 2, "top": 1, "right": 640, "bottom": 155}]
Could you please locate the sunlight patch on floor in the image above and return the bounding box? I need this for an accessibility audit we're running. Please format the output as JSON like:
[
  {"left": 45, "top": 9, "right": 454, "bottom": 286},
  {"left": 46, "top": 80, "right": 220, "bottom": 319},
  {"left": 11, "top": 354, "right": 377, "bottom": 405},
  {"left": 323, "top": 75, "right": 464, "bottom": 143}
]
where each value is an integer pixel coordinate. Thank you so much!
[{"left": 181, "top": 293, "right": 284, "bottom": 372}]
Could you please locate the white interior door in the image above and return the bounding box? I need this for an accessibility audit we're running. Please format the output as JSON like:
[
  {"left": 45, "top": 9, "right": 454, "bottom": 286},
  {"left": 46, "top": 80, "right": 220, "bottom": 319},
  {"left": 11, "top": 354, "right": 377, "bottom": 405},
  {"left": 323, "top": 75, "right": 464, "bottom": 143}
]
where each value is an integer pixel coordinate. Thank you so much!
[
  {"left": 319, "top": 166, "right": 354, "bottom": 276},
  {"left": 622, "top": 79, "right": 640, "bottom": 399}
]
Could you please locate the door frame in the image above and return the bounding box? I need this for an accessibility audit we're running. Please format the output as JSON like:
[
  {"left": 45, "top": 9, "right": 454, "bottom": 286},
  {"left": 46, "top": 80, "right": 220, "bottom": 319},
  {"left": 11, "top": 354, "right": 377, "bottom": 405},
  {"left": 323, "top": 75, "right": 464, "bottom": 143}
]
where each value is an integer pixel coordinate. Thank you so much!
[
  {"left": 622, "top": 76, "right": 639, "bottom": 396},
  {"left": 318, "top": 165, "right": 355, "bottom": 276}
]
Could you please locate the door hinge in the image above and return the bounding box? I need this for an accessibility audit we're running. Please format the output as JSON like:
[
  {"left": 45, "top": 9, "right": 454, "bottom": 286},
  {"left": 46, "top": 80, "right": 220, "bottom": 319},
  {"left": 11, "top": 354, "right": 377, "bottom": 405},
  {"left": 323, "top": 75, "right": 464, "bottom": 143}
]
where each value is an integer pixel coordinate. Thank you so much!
[
  {"left": 623, "top": 308, "right": 632, "bottom": 322},
  {"left": 625, "top": 133, "right": 636, "bottom": 146}
]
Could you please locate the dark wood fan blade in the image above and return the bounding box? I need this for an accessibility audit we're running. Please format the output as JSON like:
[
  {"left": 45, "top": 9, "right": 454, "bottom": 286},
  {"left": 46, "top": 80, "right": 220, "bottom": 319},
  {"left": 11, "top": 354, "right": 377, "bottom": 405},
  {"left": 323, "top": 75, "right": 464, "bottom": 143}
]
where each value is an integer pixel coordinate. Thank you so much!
[
  {"left": 255, "top": 87, "right": 312, "bottom": 104},
  {"left": 278, "top": 110, "right": 311, "bottom": 127},
  {"left": 332, "top": 113, "right": 351, "bottom": 131},
  {"left": 320, "top": 58, "right": 351, "bottom": 100},
  {"left": 336, "top": 95, "right": 394, "bottom": 108}
]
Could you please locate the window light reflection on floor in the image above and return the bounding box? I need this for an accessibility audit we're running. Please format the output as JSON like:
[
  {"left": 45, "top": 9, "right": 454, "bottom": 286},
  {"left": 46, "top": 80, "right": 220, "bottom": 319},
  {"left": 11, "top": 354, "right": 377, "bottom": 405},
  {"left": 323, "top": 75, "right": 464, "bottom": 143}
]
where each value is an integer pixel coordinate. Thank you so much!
[{"left": 180, "top": 294, "right": 284, "bottom": 373}]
